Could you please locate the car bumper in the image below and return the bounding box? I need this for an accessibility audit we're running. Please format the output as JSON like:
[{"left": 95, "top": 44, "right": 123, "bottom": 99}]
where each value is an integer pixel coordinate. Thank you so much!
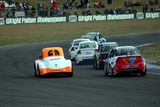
[
  {"left": 76, "top": 56, "right": 93, "bottom": 62},
  {"left": 114, "top": 68, "right": 146, "bottom": 75},
  {"left": 39, "top": 67, "right": 72, "bottom": 75},
  {"left": 113, "top": 64, "right": 146, "bottom": 75}
]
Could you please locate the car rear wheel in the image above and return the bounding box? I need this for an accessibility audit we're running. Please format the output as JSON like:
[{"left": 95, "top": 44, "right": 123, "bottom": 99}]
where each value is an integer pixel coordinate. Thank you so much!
[
  {"left": 34, "top": 63, "right": 37, "bottom": 77},
  {"left": 140, "top": 66, "right": 147, "bottom": 76},
  {"left": 104, "top": 67, "right": 108, "bottom": 76},
  {"left": 37, "top": 66, "right": 41, "bottom": 78},
  {"left": 93, "top": 57, "right": 97, "bottom": 69},
  {"left": 108, "top": 65, "right": 114, "bottom": 77},
  {"left": 68, "top": 67, "right": 73, "bottom": 77},
  {"left": 68, "top": 72, "right": 73, "bottom": 77},
  {"left": 100, "top": 61, "right": 104, "bottom": 69}
]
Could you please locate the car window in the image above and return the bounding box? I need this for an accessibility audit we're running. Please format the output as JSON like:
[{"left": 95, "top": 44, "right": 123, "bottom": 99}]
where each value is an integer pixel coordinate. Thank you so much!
[
  {"left": 80, "top": 43, "right": 97, "bottom": 49},
  {"left": 109, "top": 50, "right": 114, "bottom": 57},
  {"left": 100, "top": 45, "right": 115, "bottom": 52},
  {"left": 73, "top": 41, "right": 82, "bottom": 46},
  {"left": 73, "top": 40, "right": 89, "bottom": 46},
  {"left": 116, "top": 48, "right": 139, "bottom": 56}
]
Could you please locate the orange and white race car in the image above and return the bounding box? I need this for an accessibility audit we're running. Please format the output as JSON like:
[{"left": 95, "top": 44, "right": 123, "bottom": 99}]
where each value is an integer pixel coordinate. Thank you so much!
[{"left": 34, "top": 47, "right": 73, "bottom": 77}]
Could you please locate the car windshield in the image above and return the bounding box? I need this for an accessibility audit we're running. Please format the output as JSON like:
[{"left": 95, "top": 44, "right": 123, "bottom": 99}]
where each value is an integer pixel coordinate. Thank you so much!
[
  {"left": 116, "top": 48, "right": 139, "bottom": 56},
  {"left": 80, "top": 43, "right": 97, "bottom": 49},
  {"left": 101, "top": 45, "right": 115, "bottom": 52}
]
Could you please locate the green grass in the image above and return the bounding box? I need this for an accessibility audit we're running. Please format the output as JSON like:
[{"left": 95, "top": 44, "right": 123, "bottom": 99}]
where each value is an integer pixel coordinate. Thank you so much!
[
  {"left": 140, "top": 44, "right": 160, "bottom": 66},
  {"left": 0, "top": 19, "right": 160, "bottom": 46}
]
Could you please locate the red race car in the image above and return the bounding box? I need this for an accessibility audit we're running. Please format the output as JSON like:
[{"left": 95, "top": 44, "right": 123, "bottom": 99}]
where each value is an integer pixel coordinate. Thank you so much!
[{"left": 104, "top": 46, "right": 146, "bottom": 77}]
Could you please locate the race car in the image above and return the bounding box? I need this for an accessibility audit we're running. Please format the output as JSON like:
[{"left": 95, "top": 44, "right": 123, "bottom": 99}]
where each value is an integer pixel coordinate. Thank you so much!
[
  {"left": 83, "top": 32, "right": 107, "bottom": 44},
  {"left": 104, "top": 46, "right": 147, "bottom": 77},
  {"left": 34, "top": 47, "right": 73, "bottom": 77},
  {"left": 69, "top": 38, "right": 90, "bottom": 60},
  {"left": 75, "top": 41, "right": 98, "bottom": 64},
  {"left": 93, "top": 42, "right": 118, "bottom": 69}
]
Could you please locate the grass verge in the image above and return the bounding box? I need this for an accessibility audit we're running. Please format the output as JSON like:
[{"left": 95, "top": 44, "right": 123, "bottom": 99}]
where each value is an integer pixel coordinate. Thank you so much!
[
  {"left": 140, "top": 43, "right": 160, "bottom": 66},
  {"left": 0, "top": 19, "right": 160, "bottom": 46}
]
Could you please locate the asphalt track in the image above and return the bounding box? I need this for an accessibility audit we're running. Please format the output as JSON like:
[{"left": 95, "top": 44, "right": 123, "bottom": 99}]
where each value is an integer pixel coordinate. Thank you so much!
[{"left": 0, "top": 33, "right": 160, "bottom": 107}]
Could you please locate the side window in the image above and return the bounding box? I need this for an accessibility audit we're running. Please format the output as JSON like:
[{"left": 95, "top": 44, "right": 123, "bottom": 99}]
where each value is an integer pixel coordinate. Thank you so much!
[
  {"left": 113, "top": 50, "right": 117, "bottom": 57},
  {"left": 54, "top": 50, "right": 60, "bottom": 56},
  {"left": 48, "top": 50, "right": 53, "bottom": 56},
  {"left": 109, "top": 50, "right": 114, "bottom": 58}
]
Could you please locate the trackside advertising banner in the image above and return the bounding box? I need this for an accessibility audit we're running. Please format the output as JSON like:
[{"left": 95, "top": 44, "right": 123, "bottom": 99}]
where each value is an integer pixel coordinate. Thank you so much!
[
  {"left": 107, "top": 14, "right": 134, "bottom": 20},
  {"left": 5, "top": 17, "right": 67, "bottom": 25},
  {"left": 1, "top": 12, "right": 160, "bottom": 25},
  {"left": 0, "top": 18, "right": 5, "bottom": 25},
  {"left": 78, "top": 15, "right": 107, "bottom": 22},
  {"left": 136, "top": 12, "right": 145, "bottom": 19},
  {"left": 145, "top": 12, "right": 160, "bottom": 19}
]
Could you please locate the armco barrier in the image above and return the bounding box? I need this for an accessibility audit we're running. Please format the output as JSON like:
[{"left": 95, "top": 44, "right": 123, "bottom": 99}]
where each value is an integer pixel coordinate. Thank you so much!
[{"left": 0, "top": 12, "right": 159, "bottom": 25}]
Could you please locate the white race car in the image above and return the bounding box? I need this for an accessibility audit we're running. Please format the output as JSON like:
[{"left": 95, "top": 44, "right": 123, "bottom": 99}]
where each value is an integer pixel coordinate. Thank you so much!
[
  {"left": 84, "top": 32, "right": 107, "bottom": 44},
  {"left": 75, "top": 41, "right": 98, "bottom": 64},
  {"left": 34, "top": 47, "right": 73, "bottom": 77},
  {"left": 69, "top": 38, "right": 90, "bottom": 60}
]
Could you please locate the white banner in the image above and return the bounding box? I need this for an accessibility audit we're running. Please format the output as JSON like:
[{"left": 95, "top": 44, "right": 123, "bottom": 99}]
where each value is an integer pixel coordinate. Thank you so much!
[
  {"left": 92, "top": 15, "right": 106, "bottom": 21},
  {"left": 136, "top": 12, "right": 144, "bottom": 19},
  {"left": 37, "top": 17, "right": 66, "bottom": 23},
  {"left": 0, "top": 18, "right": 5, "bottom": 25},
  {"left": 78, "top": 15, "right": 93, "bottom": 22},
  {"left": 69, "top": 15, "right": 77, "bottom": 22},
  {"left": 2, "top": 12, "right": 159, "bottom": 25},
  {"left": 145, "top": 12, "right": 160, "bottom": 19},
  {"left": 78, "top": 15, "right": 106, "bottom": 22},
  {"left": 22, "top": 18, "right": 37, "bottom": 24},
  {"left": 107, "top": 14, "right": 134, "bottom": 20},
  {"left": 6, "top": 18, "right": 22, "bottom": 25}
]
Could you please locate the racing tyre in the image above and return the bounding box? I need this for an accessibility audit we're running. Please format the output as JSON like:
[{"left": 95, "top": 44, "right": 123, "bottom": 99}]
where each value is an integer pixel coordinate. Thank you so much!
[
  {"left": 100, "top": 61, "right": 104, "bottom": 69},
  {"left": 108, "top": 65, "right": 114, "bottom": 77},
  {"left": 68, "top": 72, "right": 73, "bottom": 77},
  {"left": 34, "top": 63, "right": 37, "bottom": 77},
  {"left": 104, "top": 67, "right": 108, "bottom": 77},
  {"left": 140, "top": 66, "right": 147, "bottom": 76},
  {"left": 93, "top": 57, "right": 97, "bottom": 69},
  {"left": 68, "top": 67, "right": 73, "bottom": 77},
  {"left": 37, "top": 66, "right": 41, "bottom": 78}
]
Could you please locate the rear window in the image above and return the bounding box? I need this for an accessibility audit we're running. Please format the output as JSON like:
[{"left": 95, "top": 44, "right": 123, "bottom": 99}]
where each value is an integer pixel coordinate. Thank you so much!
[
  {"left": 73, "top": 40, "right": 86, "bottom": 46},
  {"left": 80, "top": 43, "right": 97, "bottom": 49},
  {"left": 101, "top": 45, "right": 116, "bottom": 52},
  {"left": 116, "top": 48, "right": 139, "bottom": 56}
]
